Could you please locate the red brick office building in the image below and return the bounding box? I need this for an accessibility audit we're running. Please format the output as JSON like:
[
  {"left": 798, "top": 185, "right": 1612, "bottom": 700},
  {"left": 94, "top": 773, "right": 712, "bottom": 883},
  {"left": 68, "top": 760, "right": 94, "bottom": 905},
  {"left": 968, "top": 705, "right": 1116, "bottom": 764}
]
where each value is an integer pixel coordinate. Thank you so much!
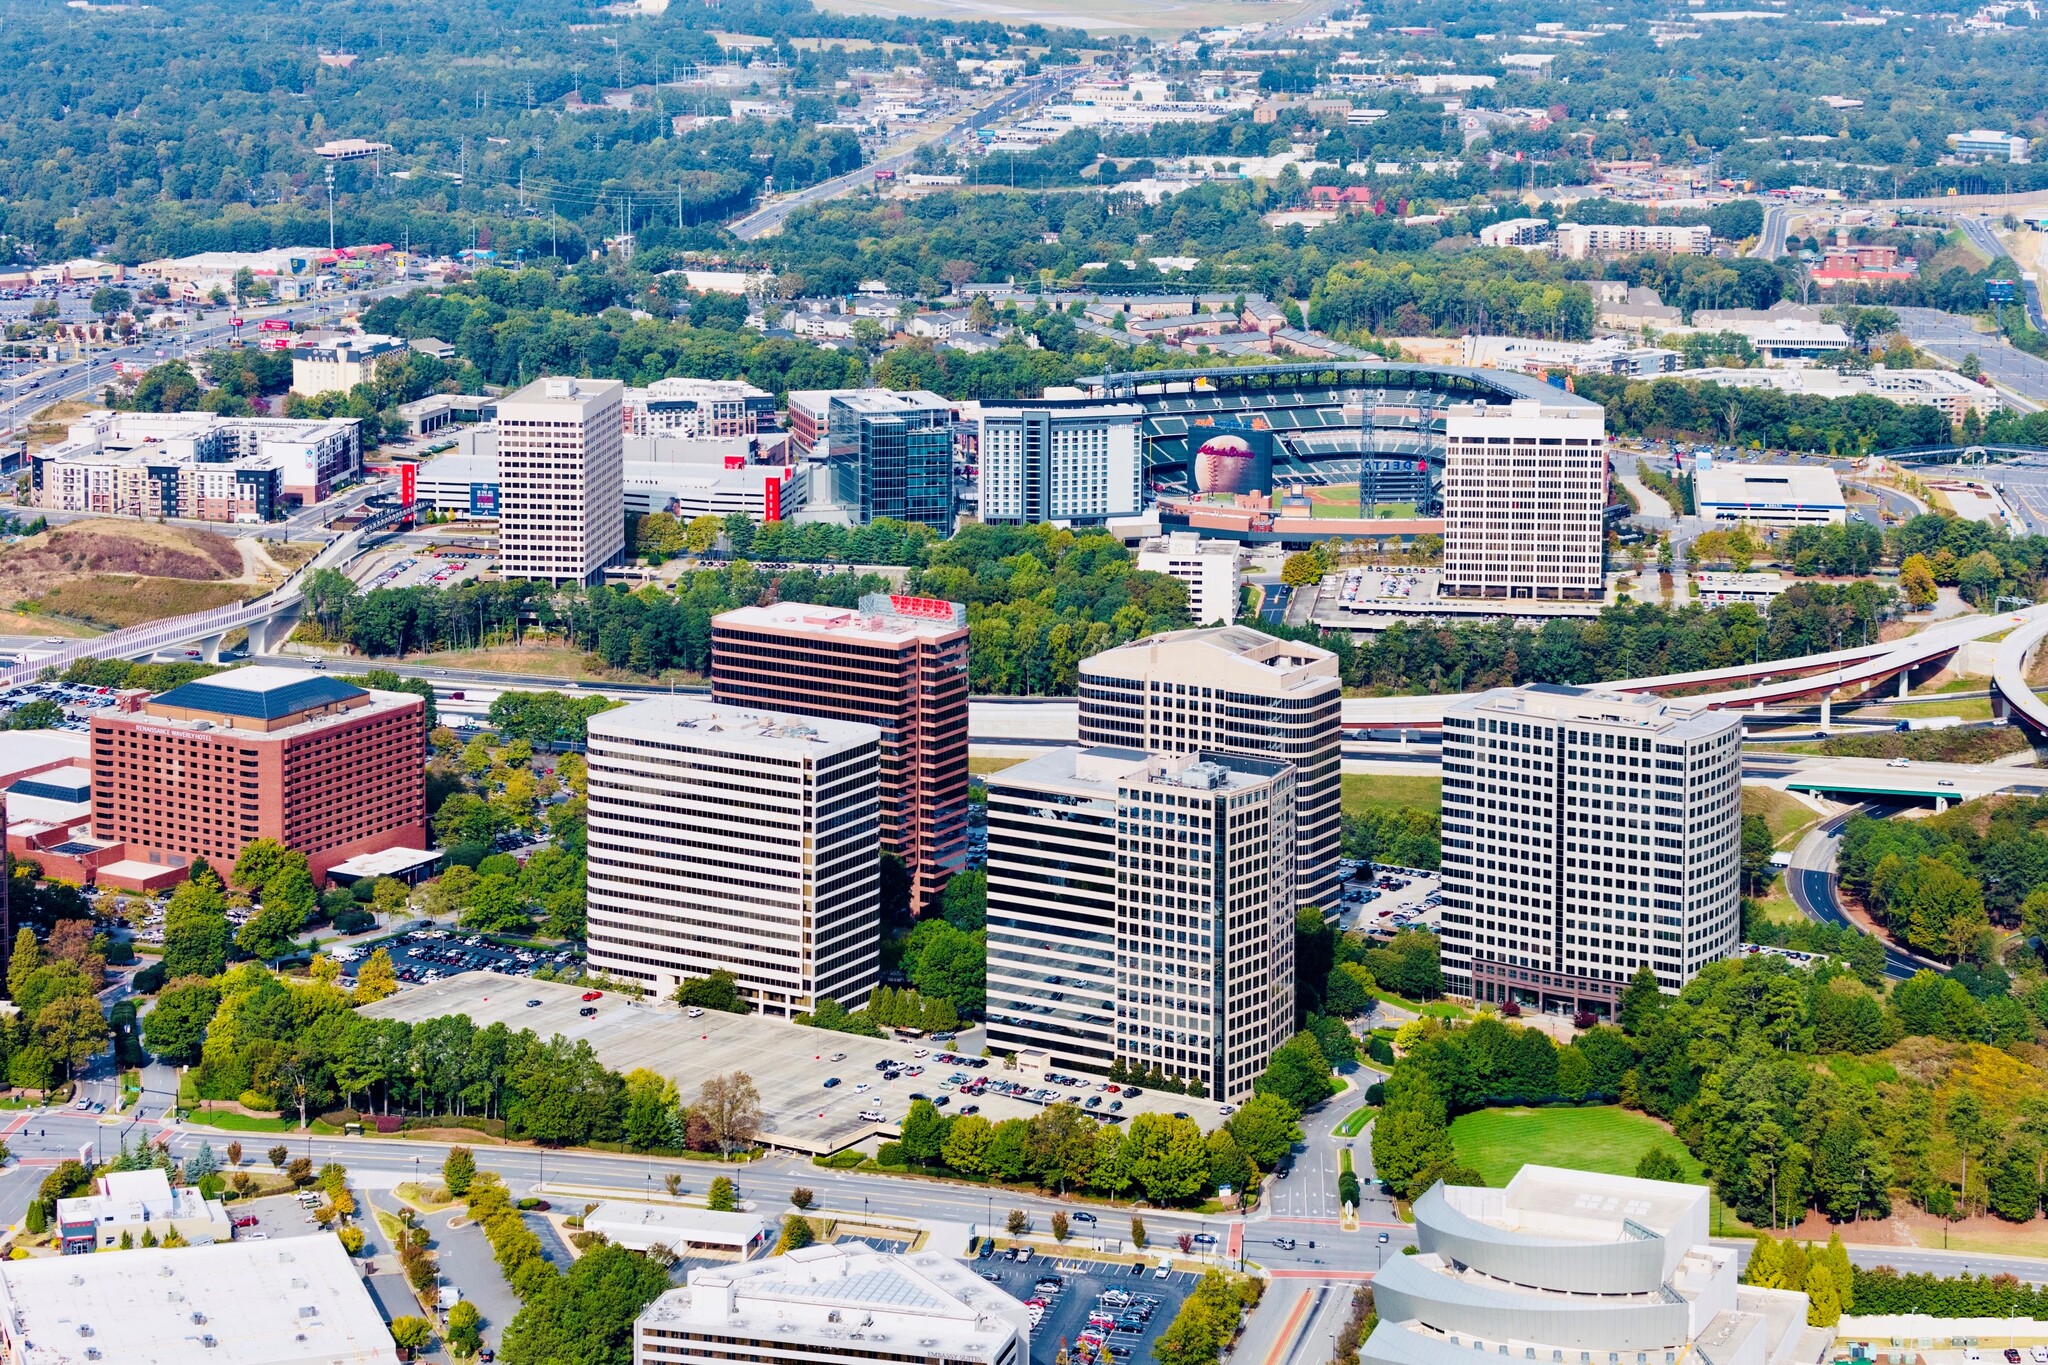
[
  {"left": 90, "top": 666, "right": 429, "bottom": 884},
  {"left": 711, "top": 594, "right": 969, "bottom": 911}
]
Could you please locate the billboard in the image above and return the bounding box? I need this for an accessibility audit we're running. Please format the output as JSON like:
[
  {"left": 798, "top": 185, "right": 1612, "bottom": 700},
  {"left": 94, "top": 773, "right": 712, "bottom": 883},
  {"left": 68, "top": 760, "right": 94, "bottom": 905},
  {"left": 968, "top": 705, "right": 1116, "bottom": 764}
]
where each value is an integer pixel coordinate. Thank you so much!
[
  {"left": 1190, "top": 426, "right": 1274, "bottom": 497},
  {"left": 468, "top": 483, "right": 499, "bottom": 517}
]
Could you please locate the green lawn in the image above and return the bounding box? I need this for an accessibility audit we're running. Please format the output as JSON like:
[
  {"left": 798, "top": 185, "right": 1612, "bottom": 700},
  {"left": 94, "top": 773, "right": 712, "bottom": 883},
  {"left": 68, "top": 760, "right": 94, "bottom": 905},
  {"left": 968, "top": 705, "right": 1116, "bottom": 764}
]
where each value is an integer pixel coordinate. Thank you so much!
[
  {"left": 1450, "top": 1105, "right": 1703, "bottom": 1186},
  {"left": 1865, "top": 697, "right": 1995, "bottom": 721},
  {"left": 1741, "top": 784, "right": 1820, "bottom": 851},
  {"left": 1342, "top": 773, "right": 1441, "bottom": 820},
  {"left": 188, "top": 1111, "right": 342, "bottom": 1135},
  {"left": 1335, "top": 1106, "right": 1375, "bottom": 1138}
]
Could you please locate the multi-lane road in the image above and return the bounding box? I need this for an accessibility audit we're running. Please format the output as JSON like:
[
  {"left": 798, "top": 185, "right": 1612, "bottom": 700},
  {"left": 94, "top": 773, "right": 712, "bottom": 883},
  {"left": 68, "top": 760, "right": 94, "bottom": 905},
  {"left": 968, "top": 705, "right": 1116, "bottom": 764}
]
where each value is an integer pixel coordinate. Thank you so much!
[
  {"left": 727, "top": 69, "right": 1082, "bottom": 241},
  {"left": 1895, "top": 305, "right": 2048, "bottom": 406}
]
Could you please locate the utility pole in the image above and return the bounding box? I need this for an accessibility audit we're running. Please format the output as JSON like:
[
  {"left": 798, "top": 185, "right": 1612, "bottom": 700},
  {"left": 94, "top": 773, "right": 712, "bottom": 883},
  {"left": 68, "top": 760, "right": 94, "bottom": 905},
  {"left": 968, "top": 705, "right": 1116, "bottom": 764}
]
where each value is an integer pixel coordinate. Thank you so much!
[{"left": 325, "top": 162, "right": 337, "bottom": 251}]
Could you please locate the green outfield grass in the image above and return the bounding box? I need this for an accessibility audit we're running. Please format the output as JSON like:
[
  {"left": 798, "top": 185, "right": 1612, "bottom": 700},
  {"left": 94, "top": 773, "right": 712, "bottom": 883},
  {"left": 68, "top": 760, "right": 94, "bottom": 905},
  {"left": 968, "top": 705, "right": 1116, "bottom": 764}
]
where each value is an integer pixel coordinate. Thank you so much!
[{"left": 1342, "top": 773, "right": 1441, "bottom": 819}]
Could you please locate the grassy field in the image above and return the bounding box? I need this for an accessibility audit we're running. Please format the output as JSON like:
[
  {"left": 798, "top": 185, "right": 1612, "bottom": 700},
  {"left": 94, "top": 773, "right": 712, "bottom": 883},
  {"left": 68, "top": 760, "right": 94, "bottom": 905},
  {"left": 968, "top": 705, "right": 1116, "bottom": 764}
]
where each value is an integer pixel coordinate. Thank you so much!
[
  {"left": 1864, "top": 696, "right": 1995, "bottom": 721},
  {"left": 1342, "top": 772, "right": 1441, "bottom": 820},
  {"left": 1742, "top": 784, "right": 1820, "bottom": 851},
  {"left": 969, "top": 756, "right": 1029, "bottom": 775},
  {"left": 1450, "top": 1106, "right": 1706, "bottom": 1188},
  {"left": 1335, "top": 1106, "right": 1375, "bottom": 1138},
  {"left": 0, "top": 521, "right": 250, "bottom": 629}
]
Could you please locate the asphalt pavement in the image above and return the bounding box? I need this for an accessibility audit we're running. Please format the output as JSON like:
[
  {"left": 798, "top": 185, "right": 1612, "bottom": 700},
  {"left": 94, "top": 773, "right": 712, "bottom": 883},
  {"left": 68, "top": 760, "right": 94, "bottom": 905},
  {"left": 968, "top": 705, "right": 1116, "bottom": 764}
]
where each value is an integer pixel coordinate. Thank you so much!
[{"left": 1894, "top": 306, "right": 2048, "bottom": 406}]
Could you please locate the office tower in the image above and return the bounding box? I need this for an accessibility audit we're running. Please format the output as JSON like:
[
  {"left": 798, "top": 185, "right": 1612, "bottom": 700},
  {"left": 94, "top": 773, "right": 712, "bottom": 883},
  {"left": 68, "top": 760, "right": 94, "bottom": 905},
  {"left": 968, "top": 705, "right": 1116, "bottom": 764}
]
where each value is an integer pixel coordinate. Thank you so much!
[
  {"left": 984, "top": 747, "right": 1295, "bottom": 1102},
  {"left": 1437, "top": 684, "right": 1744, "bottom": 1012},
  {"left": 975, "top": 401, "right": 1143, "bottom": 525},
  {"left": 1364, "top": 1166, "right": 1815, "bottom": 1365},
  {"left": 89, "top": 667, "right": 429, "bottom": 883},
  {"left": 710, "top": 594, "right": 968, "bottom": 910},
  {"left": 827, "top": 390, "right": 955, "bottom": 531},
  {"left": 1077, "top": 626, "right": 1343, "bottom": 912},
  {"left": 1135, "top": 533, "right": 1241, "bottom": 624},
  {"left": 495, "top": 375, "right": 626, "bottom": 585},
  {"left": 583, "top": 698, "right": 881, "bottom": 1016},
  {"left": 1440, "top": 394, "right": 1608, "bottom": 601},
  {"left": 633, "top": 1244, "right": 1029, "bottom": 1365}
]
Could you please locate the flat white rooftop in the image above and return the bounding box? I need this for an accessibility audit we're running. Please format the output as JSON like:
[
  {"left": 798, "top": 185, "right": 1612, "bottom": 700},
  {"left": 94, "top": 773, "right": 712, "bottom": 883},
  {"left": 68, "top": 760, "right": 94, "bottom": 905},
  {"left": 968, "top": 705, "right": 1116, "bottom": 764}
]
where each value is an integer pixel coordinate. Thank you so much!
[
  {"left": 587, "top": 696, "right": 881, "bottom": 757},
  {"left": 0, "top": 1233, "right": 397, "bottom": 1365}
]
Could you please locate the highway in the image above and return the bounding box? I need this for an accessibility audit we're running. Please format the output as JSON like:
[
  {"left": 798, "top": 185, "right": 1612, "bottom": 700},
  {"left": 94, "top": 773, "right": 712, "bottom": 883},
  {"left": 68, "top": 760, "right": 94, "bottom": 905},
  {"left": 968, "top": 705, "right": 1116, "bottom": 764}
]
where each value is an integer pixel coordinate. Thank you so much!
[
  {"left": 1, "top": 281, "right": 419, "bottom": 438},
  {"left": 1959, "top": 214, "right": 2048, "bottom": 332},
  {"left": 1894, "top": 305, "right": 2048, "bottom": 407},
  {"left": 1752, "top": 203, "right": 1791, "bottom": 260},
  {"left": 727, "top": 69, "right": 1081, "bottom": 241}
]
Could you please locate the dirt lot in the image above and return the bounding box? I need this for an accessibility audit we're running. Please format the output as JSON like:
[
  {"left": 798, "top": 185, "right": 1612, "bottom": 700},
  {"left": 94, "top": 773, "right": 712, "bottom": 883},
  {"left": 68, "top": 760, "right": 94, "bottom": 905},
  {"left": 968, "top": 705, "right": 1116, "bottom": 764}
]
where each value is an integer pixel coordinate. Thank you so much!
[{"left": 0, "top": 521, "right": 254, "bottom": 629}]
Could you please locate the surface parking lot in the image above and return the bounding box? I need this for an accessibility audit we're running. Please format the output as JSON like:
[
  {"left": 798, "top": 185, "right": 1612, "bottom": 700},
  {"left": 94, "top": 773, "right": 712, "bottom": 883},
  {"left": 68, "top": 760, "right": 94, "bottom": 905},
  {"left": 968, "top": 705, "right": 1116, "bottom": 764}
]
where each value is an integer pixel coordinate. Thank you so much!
[
  {"left": 968, "top": 1253, "right": 1197, "bottom": 1365},
  {"left": 360, "top": 977, "right": 1231, "bottom": 1154},
  {"left": 339, "top": 928, "right": 580, "bottom": 987}
]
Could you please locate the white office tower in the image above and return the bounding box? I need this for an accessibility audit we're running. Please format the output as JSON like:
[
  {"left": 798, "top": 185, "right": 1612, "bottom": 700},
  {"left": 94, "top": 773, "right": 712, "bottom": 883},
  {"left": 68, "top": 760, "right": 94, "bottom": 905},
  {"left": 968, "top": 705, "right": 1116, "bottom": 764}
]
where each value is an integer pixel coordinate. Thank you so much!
[
  {"left": 1441, "top": 394, "right": 1608, "bottom": 602},
  {"left": 1438, "top": 685, "right": 1743, "bottom": 1014},
  {"left": 984, "top": 747, "right": 1295, "bottom": 1102},
  {"left": 1136, "top": 532, "right": 1241, "bottom": 625},
  {"left": 976, "top": 401, "right": 1143, "bottom": 525},
  {"left": 1364, "top": 1166, "right": 1827, "bottom": 1365},
  {"left": 633, "top": 1244, "right": 1029, "bottom": 1365},
  {"left": 1077, "top": 627, "right": 1342, "bottom": 912},
  {"left": 495, "top": 375, "right": 626, "bottom": 585},
  {"left": 584, "top": 698, "right": 881, "bottom": 1016}
]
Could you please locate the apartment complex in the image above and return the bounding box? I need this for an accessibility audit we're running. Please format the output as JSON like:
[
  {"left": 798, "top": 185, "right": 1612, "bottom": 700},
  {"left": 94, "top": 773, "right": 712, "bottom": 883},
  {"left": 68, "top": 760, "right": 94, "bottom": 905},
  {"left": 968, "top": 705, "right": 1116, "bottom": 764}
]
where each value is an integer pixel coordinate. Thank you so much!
[
  {"left": 711, "top": 595, "right": 969, "bottom": 910},
  {"left": 495, "top": 376, "right": 626, "bottom": 585},
  {"left": 89, "top": 667, "right": 429, "bottom": 884},
  {"left": 289, "top": 333, "right": 407, "bottom": 397},
  {"left": 984, "top": 747, "right": 1295, "bottom": 1100},
  {"left": 1077, "top": 626, "right": 1343, "bottom": 913},
  {"left": 1676, "top": 364, "right": 2003, "bottom": 422},
  {"left": 1440, "top": 395, "right": 1608, "bottom": 601},
  {"left": 1437, "top": 685, "right": 1744, "bottom": 1012},
  {"left": 1364, "top": 1166, "right": 1824, "bottom": 1365},
  {"left": 33, "top": 410, "right": 361, "bottom": 515},
  {"left": 633, "top": 1244, "right": 1028, "bottom": 1365},
  {"left": 975, "top": 401, "right": 1144, "bottom": 525},
  {"left": 622, "top": 378, "right": 777, "bottom": 438},
  {"left": 1553, "top": 222, "right": 1712, "bottom": 259},
  {"left": 583, "top": 698, "right": 881, "bottom": 1016},
  {"left": 825, "top": 389, "right": 956, "bottom": 531}
]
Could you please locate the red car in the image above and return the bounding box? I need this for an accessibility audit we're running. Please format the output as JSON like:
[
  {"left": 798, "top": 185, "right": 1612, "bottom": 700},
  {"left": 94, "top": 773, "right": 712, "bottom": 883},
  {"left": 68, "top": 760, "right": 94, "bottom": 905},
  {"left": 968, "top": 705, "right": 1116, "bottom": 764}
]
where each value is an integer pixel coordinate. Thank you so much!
[
  {"left": 233, "top": 1215, "right": 259, "bottom": 1229},
  {"left": 581, "top": 991, "right": 602, "bottom": 1001}
]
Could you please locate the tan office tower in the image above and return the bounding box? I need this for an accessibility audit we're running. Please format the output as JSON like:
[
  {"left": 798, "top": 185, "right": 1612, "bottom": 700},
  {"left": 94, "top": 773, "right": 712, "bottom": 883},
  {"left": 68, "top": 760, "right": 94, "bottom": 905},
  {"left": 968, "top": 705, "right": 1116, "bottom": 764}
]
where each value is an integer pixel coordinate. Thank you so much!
[
  {"left": 495, "top": 376, "right": 626, "bottom": 585},
  {"left": 984, "top": 747, "right": 1295, "bottom": 1101},
  {"left": 710, "top": 594, "right": 969, "bottom": 910},
  {"left": 583, "top": 698, "right": 881, "bottom": 1015},
  {"left": 1437, "top": 684, "right": 1743, "bottom": 1014},
  {"left": 1440, "top": 394, "right": 1608, "bottom": 601},
  {"left": 1077, "top": 626, "right": 1343, "bottom": 912}
]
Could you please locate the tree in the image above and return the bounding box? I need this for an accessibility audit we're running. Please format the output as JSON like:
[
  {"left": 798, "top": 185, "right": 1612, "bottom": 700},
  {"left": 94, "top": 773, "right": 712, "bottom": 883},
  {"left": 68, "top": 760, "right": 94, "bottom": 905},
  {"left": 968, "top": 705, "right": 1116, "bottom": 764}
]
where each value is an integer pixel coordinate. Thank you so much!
[
  {"left": 1900, "top": 553, "right": 1939, "bottom": 610},
  {"left": 775, "top": 1214, "right": 817, "bottom": 1253},
  {"left": 6, "top": 698, "right": 63, "bottom": 730},
  {"left": 1635, "top": 1148, "right": 1684, "bottom": 1182},
  {"left": 354, "top": 949, "right": 399, "bottom": 1002},
  {"left": 1050, "top": 1211, "right": 1070, "bottom": 1242},
  {"left": 268, "top": 1145, "right": 290, "bottom": 1168},
  {"left": 1006, "top": 1208, "right": 1029, "bottom": 1236},
  {"left": 790, "top": 1187, "right": 815, "bottom": 1211},
  {"left": 706, "top": 1176, "right": 738, "bottom": 1211},
  {"left": 1130, "top": 1216, "right": 1147, "bottom": 1248},
  {"left": 162, "top": 877, "right": 230, "bottom": 978},
  {"left": 673, "top": 971, "right": 749, "bottom": 1014},
  {"left": 390, "top": 1317, "right": 435, "bottom": 1353},
  {"left": 236, "top": 898, "right": 307, "bottom": 961},
  {"left": 1617, "top": 966, "right": 1665, "bottom": 1036},
  {"left": 696, "top": 1072, "right": 762, "bottom": 1155},
  {"left": 1253, "top": 1032, "right": 1337, "bottom": 1112},
  {"left": 446, "top": 1300, "right": 483, "bottom": 1357},
  {"left": 1123, "top": 1112, "right": 1209, "bottom": 1204},
  {"left": 1281, "top": 550, "right": 1326, "bottom": 588},
  {"left": 444, "top": 1146, "right": 477, "bottom": 1198},
  {"left": 232, "top": 838, "right": 297, "bottom": 892},
  {"left": 1804, "top": 1263, "right": 1841, "bottom": 1328},
  {"left": 900, "top": 1099, "right": 948, "bottom": 1166},
  {"left": 938, "top": 868, "right": 987, "bottom": 931},
  {"left": 36, "top": 993, "right": 110, "bottom": 1079},
  {"left": 1224, "top": 1093, "right": 1300, "bottom": 1171},
  {"left": 141, "top": 976, "right": 220, "bottom": 1064}
]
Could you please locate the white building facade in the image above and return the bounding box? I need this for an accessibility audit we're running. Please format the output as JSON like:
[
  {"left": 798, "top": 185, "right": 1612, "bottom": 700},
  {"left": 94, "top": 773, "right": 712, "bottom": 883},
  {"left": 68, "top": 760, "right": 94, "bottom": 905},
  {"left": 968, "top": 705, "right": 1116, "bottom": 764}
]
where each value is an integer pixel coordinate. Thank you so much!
[
  {"left": 1437, "top": 685, "right": 1745, "bottom": 1012},
  {"left": 1136, "top": 533, "right": 1241, "bottom": 624},
  {"left": 976, "top": 402, "right": 1144, "bottom": 525},
  {"left": 584, "top": 698, "right": 881, "bottom": 1016},
  {"left": 1441, "top": 396, "right": 1609, "bottom": 602},
  {"left": 495, "top": 376, "right": 626, "bottom": 585},
  {"left": 634, "top": 1245, "right": 1028, "bottom": 1365},
  {"left": 983, "top": 747, "right": 1296, "bottom": 1101}
]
